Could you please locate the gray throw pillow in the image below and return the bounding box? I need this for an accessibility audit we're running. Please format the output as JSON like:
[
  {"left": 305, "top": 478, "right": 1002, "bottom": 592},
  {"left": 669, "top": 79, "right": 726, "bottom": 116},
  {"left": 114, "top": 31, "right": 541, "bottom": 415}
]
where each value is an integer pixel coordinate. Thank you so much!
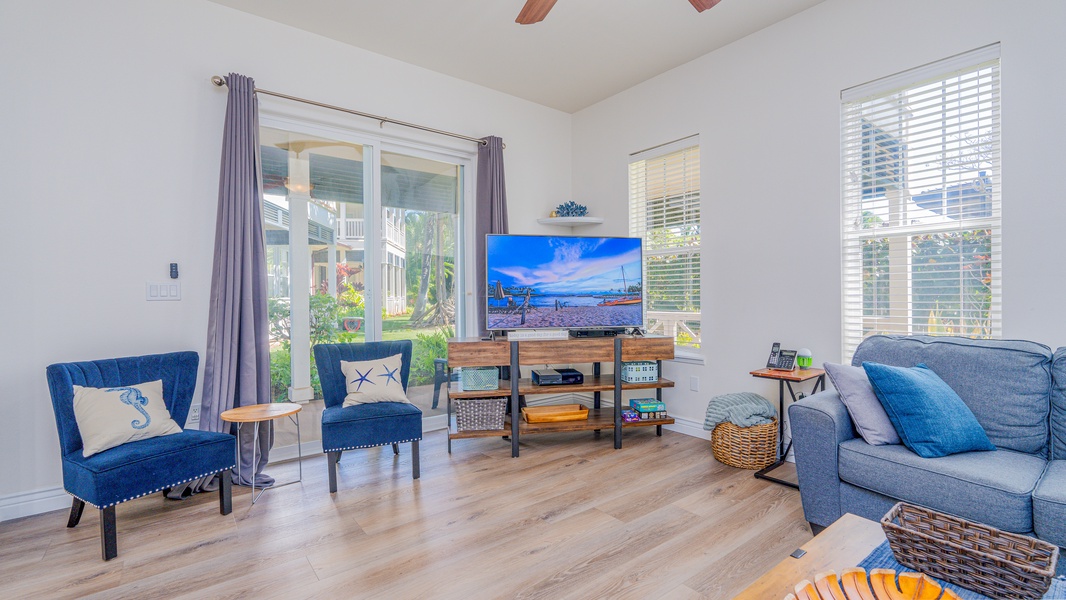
[{"left": 823, "top": 362, "right": 901, "bottom": 446}]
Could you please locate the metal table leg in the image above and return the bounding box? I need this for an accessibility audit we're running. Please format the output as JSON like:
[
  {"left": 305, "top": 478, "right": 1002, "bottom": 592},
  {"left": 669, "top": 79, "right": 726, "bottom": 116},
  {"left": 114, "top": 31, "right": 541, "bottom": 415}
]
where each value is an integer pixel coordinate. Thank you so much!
[
  {"left": 754, "top": 375, "right": 825, "bottom": 490},
  {"left": 238, "top": 413, "right": 304, "bottom": 506}
]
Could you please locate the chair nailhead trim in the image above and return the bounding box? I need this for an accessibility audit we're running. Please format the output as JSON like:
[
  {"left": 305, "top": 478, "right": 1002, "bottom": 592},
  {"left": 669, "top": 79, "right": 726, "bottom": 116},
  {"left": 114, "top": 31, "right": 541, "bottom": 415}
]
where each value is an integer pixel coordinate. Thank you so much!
[
  {"left": 323, "top": 437, "right": 422, "bottom": 453},
  {"left": 68, "top": 464, "right": 236, "bottom": 509}
]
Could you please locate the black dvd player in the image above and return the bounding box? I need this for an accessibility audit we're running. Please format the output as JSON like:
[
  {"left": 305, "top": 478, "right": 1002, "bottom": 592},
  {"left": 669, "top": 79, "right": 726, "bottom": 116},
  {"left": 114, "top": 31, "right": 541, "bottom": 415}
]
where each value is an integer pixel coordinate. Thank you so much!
[{"left": 531, "top": 368, "right": 584, "bottom": 386}]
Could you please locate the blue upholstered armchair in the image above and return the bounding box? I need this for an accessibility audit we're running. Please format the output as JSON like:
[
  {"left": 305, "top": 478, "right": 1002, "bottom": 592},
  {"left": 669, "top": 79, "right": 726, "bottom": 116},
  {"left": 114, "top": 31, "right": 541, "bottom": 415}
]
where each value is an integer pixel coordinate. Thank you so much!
[
  {"left": 45, "top": 351, "right": 236, "bottom": 560},
  {"left": 313, "top": 341, "right": 422, "bottom": 493}
]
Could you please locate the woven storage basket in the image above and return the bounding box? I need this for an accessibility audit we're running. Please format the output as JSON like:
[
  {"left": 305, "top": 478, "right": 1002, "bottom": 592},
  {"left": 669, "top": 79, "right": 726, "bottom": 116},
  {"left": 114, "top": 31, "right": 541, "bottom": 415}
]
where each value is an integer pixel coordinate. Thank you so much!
[
  {"left": 881, "top": 502, "right": 1059, "bottom": 600},
  {"left": 454, "top": 397, "right": 507, "bottom": 431},
  {"left": 710, "top": 418, "right": 777, "bottom": 470}
]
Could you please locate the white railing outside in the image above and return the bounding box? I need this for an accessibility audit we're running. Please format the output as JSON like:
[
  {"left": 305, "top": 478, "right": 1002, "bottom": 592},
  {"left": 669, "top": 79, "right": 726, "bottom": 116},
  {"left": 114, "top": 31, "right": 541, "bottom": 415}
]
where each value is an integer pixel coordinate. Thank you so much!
[
  {"left": 344, "top": 218, "right": 365, "bottom": 239},
  {"left": 385, "top": 220, "right": 405, "bottom": 247},
  {"left": 340, "top": 218, "right": 404, "bottom": 247},
  {"left": 646, "top": 310, "right": 701, "bottom": 345},
  {"left": 385, "top": 295, "right": 405, "bottom": 316}
]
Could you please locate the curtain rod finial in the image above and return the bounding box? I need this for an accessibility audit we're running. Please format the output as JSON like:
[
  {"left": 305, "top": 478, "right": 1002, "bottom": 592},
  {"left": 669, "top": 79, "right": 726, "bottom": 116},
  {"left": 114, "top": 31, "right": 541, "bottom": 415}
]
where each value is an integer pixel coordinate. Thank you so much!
[{"left": 211, "top": 75, "right": 227, "bottom": 87}]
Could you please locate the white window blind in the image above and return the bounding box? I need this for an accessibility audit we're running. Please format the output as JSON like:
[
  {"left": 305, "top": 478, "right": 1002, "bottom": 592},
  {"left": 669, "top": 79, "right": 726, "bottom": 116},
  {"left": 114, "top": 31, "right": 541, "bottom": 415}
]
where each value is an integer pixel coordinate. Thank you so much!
[
  {"left": 841, "top": 45, "right": 1001, "bottom": 360},
  {"left": 629, "top": 137, "right": 701, "bottom": 348}
]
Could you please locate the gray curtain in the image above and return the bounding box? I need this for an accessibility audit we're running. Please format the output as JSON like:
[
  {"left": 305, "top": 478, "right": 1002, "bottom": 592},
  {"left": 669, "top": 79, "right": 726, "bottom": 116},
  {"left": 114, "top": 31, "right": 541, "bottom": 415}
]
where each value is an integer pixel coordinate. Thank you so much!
[
  {"left": 200, "top": 72, "right": 274, "bottom": 488},
  {"left": 475, "top": 136, "right": 508, "bottom": 336}
]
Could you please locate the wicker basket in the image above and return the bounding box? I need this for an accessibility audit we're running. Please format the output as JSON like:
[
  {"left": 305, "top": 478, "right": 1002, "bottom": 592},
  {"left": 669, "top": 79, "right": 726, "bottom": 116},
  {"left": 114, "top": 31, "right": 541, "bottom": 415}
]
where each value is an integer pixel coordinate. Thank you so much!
[
  {"left": 881, "top": 502, "right": 1059, "bottom": 599},
  {"left": 710, "top": 418, "right": 777, "bottom": 470},
  {"left": 454, "top": 397, "right": 507, "bottom": 431}
]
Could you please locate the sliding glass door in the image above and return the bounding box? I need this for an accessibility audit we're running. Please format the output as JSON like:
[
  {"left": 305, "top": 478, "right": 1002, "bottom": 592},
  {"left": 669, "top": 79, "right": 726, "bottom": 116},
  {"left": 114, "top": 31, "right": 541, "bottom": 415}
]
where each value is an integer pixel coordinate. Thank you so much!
[
  {"left": 379, "top": 150, "right": 461, "bottom": 404},
  {"left": 259, "top": 124, "right": 465, "bottom": 422}
]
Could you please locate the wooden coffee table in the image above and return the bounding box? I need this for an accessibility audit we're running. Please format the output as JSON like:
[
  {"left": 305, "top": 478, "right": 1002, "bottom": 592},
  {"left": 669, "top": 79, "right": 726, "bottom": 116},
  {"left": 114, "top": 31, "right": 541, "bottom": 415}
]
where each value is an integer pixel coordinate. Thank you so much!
[{"left": 734, "top": 513, "right": 886, "bottom": 599}]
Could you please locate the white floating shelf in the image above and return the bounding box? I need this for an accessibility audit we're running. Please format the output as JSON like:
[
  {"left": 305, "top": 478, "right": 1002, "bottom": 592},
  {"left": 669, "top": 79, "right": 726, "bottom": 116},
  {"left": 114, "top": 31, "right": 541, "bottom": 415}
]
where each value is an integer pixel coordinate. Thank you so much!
[{"left": 536, "top": 216, "right": 604, "bottom": 227}]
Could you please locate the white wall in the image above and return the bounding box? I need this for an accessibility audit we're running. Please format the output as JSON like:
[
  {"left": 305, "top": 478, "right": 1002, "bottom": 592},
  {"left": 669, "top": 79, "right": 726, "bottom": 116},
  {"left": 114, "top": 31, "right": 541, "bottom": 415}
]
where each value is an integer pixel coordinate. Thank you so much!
[
  {"left": 571, "top": 0, "right": 1066, "bottom": 433},
  {"left": 0, "top": 0, "right": 571, "bottom": 520},
  {"left": 6, "top": 0, "right": 1064, "bottom": 521}
]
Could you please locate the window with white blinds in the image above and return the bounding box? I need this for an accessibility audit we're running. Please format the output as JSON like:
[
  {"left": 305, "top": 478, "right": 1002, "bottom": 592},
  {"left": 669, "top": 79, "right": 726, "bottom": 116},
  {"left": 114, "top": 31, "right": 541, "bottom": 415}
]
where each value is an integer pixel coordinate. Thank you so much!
[
  {"left": 629, "top": 137, "right": 701, "bottom": 349},
  {"left": 841, "top": 44, "right": 1001, "bottom": 360}
]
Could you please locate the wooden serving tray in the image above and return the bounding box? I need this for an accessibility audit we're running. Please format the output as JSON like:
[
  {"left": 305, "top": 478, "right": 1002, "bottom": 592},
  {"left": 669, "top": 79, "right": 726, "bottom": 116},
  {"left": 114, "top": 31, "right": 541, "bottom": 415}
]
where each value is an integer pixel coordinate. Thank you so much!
[{"left": 522, "top": 404, "right": 590, "bottom": 423}]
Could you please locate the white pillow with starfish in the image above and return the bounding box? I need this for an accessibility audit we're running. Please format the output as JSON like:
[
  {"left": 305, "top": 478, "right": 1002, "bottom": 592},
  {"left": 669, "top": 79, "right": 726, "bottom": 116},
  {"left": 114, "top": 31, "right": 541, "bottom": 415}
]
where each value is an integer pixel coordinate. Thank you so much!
[
  {"left": 340, "top": 354, "right": 410, "bottom": 407},
  {"left": 72, "top": 379, "right": 182, "bottom": 457}
]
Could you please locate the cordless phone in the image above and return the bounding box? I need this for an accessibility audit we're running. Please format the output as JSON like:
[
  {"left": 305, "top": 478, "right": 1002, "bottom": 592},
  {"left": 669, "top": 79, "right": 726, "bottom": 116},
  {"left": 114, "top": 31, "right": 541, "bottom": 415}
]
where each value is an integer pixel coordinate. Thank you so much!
[
  {"left": 766, "top": 342, "right": 781, "bottom": 369},
  {"left": 766, "top": 342, "right": 797, "bottom": 371}
]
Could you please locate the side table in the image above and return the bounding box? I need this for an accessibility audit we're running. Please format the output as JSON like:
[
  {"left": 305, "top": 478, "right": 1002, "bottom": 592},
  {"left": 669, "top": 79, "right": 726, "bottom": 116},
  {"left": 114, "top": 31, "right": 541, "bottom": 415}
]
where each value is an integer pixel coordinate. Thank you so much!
[
  {"left": 220, "top": 402, "right": 303, "bottom": 504},
  {"left": 749, "top": 367, "right": 825, "bottom": 489}
]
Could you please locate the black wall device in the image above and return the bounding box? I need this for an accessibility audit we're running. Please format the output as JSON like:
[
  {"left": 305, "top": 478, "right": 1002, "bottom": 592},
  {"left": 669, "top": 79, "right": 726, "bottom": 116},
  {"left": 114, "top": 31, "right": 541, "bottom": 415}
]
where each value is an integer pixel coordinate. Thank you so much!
[{"left": 170, "top": 263, "right": 179, "bottom": 279}]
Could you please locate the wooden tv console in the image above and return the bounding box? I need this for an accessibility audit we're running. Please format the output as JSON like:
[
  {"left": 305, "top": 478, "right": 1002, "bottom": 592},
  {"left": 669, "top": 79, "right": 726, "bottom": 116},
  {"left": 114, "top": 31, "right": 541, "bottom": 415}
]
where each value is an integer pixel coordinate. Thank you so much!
[{"left": 446, "top": 335, "right": 675, "bottom": 457}]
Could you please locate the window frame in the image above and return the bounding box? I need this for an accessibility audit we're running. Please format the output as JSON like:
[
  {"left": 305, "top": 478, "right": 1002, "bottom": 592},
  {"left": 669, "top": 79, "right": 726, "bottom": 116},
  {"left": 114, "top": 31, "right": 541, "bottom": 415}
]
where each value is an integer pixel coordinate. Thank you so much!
[
  {"left": 628, "top": 135, "right": 702, "bottom": 358},
  {"left": 840, "top": 45, "right": 1002, "bottom": 361}
]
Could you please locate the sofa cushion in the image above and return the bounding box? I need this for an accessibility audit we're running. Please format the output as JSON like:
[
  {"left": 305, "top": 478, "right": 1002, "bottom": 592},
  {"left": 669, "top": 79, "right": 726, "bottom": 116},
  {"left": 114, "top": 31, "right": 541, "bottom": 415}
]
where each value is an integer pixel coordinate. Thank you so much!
[
  {"left": 1049, "top": 348, "right": 1066, "bottom": 460},
  {"left": 62, "top": 429, "right": 235, "bottom": 508},
  {"left": 824, "top": 363, "right": 900, "bottom": 446},
  {"left": 863, "top": 362, "right": 994, "bottom": 458},
  {"left": 321, "top": 402, "right": 422, "bottom": 452},
  {"left": 1033, "top": 460, "right": 1066, "bottom": 548},
  {"left": 853, "top": 335, "right": 1052, "bottom": 457},
  {"left": 838, "top": 439, "right": 1045, "bottom": 533}
]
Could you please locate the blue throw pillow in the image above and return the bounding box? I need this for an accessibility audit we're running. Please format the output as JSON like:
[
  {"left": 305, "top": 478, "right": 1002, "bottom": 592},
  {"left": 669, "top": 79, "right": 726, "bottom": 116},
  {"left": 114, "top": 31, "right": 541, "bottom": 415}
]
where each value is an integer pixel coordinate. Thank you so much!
[{"left": 862, "top": 362, "right": 995, "bottom": 458}]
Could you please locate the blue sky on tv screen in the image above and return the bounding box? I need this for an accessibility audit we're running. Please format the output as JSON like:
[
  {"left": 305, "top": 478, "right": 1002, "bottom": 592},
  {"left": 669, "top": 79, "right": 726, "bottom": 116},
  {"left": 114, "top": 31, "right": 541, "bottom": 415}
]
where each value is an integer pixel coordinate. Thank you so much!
[{"left": 487, "top": 236, "right": 642, "bottom": 295}]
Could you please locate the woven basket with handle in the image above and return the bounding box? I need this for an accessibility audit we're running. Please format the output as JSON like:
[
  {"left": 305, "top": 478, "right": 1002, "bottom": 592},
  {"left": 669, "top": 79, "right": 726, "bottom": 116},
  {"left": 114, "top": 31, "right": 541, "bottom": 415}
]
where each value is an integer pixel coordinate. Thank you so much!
[
  {"left": 710, "top": 418, "right": 777, "bottom": 470},
  {"left": 881, "top": 502, "right": 1059, "bottom": 600}
]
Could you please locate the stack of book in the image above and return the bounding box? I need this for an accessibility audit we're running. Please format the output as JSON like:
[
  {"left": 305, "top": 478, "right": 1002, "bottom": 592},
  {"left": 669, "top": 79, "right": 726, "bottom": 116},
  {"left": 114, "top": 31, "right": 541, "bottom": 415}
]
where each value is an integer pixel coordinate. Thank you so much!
[{"left": 629, "top": 398, "right": 668, "bottom": 420}]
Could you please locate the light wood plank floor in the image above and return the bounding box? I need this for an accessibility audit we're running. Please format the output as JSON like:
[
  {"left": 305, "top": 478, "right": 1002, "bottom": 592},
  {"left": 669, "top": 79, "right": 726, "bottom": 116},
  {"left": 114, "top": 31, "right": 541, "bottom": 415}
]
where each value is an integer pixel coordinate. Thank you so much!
[{"left": 0, "top": 429, "right": 812, "bottom": 599}]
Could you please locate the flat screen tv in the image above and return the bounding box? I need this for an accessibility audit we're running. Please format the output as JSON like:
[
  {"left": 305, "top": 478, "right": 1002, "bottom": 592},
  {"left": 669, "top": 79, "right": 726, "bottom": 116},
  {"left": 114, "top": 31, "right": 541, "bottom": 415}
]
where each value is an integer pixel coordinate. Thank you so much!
[{"left": 486, "top": 234, "right": 644, "bottom": 331}]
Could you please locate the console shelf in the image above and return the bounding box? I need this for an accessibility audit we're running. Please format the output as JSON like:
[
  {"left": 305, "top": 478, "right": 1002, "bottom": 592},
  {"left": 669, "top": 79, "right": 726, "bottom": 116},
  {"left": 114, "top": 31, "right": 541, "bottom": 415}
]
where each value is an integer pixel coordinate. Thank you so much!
[
  {"left": 446, "top": 335, "right": 675, "bottom": 456},
  {"left": 447, "top": 376, "right": 675, "bottom": 399}
]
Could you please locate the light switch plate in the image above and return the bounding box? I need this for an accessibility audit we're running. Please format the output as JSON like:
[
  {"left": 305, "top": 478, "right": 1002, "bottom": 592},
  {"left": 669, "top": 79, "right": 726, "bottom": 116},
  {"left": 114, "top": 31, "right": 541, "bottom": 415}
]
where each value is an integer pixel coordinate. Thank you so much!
[{"left": 146, "top": 282, "right": 181, "bottom": 301}]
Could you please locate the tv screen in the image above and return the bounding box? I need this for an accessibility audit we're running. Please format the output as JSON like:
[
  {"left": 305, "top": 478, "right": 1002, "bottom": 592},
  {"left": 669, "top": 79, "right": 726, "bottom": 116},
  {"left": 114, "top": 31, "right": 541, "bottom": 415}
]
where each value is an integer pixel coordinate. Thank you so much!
[{"left": 486, "top": 234, "right": 643, "bottom": 331}]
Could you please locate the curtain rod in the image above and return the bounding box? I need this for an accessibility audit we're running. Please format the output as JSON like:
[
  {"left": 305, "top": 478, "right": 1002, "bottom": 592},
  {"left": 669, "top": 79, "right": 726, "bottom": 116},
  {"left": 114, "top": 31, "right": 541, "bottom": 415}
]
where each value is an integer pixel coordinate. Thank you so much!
[{"left": 211, "top": 75, "right": 488, "bottom": 146}]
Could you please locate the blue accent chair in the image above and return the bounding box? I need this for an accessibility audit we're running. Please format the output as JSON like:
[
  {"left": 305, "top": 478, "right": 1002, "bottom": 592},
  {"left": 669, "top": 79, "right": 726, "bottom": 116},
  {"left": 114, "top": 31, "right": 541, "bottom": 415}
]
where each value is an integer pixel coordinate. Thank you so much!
[
  {"left": 45, "top": 351, "right": 236, "bottom": 561},
  {"left": 314, "top": 341, "right": 422, "bottom": 493}
]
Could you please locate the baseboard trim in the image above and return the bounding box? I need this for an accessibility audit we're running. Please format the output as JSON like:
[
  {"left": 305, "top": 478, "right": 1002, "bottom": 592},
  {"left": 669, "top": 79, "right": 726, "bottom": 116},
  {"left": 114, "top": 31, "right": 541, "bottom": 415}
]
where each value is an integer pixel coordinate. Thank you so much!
[
  {"left": 0, "top": 487, "right": 71, "bottom": 523},
  {"left": 423, "top": 414, "right": 447, "bottom": 432},
  {"left": 663, "top": 415, "right": 712, "bottom": 441}
]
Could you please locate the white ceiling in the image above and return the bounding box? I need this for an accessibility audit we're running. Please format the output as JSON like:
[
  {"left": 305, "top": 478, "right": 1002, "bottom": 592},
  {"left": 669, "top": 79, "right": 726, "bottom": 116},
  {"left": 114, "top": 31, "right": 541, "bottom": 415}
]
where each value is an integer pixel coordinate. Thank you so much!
[{"left": 209, "top": 0, "right": 825, "bottom": 113}]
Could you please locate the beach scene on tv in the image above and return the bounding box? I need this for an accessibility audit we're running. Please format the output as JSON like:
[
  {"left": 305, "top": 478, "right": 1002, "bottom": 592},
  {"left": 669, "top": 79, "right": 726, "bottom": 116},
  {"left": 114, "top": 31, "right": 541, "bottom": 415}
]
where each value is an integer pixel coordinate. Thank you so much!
[{"left": 486, "top": 235, "right": 643, "bottom": 330}]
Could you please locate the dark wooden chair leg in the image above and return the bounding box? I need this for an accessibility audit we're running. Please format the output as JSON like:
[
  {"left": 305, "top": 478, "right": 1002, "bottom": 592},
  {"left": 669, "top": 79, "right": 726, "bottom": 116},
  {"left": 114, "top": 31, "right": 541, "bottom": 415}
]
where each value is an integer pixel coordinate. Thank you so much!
[
  {"left": 392, "top": 442, "right": 399, "bottom": 455},
  {"left": 219, "top": 471, "right": 232, "bottom": 515},
  {"left": 327, "top": 451, "right": 340, "bottom": 493},
  {"left": 412, "top": 440, "right": 420, "bottom": 479},
  {"left": 100, "top": 506, "right": 117, "bottom": 561},
  {"left": 67, "top": 498, "right": 85, "bottom": 528}
]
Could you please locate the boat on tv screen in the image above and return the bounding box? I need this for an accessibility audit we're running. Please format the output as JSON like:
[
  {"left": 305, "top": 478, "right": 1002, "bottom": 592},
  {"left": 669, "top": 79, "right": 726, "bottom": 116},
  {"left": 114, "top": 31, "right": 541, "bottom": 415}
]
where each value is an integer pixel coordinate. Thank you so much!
[{"left": 486, "top": 235, "right": 643, "bottom": 330}]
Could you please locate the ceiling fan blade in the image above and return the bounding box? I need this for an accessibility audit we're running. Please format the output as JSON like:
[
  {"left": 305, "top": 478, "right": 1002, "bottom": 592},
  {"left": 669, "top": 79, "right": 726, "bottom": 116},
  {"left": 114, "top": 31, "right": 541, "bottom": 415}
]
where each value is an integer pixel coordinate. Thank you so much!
[
  {"left": 516, "top": 0, "right": 558, "bottom": 25},
  {"left": 688, "top": 0, "right": 722, "bottom": 12}
]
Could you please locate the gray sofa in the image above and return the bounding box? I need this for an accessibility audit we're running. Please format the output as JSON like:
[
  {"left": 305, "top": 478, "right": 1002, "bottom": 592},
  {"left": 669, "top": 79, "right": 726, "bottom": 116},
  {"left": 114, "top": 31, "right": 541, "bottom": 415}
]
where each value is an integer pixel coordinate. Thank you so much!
[{"left": 789, "top": 335, "right": 1066, "bottom": 548}]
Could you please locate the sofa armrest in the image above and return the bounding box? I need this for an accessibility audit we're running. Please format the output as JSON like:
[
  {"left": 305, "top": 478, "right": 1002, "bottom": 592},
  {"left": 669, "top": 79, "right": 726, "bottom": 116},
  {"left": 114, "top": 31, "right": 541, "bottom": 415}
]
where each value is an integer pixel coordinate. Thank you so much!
[{"left": 788, "top": 390, "right": 857, "bottom": 528}]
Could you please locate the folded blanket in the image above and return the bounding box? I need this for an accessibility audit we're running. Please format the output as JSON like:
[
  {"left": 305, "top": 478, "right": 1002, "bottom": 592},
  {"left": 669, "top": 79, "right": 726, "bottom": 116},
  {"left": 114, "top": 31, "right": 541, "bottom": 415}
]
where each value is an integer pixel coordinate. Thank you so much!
[{"left": 703, "top": 392, "right": 777, "bottom": 430}]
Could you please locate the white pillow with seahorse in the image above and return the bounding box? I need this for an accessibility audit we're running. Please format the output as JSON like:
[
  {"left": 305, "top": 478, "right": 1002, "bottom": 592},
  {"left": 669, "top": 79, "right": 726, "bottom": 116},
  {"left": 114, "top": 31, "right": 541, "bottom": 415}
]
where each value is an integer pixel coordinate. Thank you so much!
[{"left": 72, "top": 379, "right": 182, "bottom": 457}]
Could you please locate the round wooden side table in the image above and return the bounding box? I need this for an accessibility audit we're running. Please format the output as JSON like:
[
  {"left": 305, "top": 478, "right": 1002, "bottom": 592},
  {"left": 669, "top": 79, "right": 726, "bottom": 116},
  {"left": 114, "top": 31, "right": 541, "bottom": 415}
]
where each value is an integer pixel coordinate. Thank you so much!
[{"left": 220, "top": 402, "right": 303, "bottom": 504}]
